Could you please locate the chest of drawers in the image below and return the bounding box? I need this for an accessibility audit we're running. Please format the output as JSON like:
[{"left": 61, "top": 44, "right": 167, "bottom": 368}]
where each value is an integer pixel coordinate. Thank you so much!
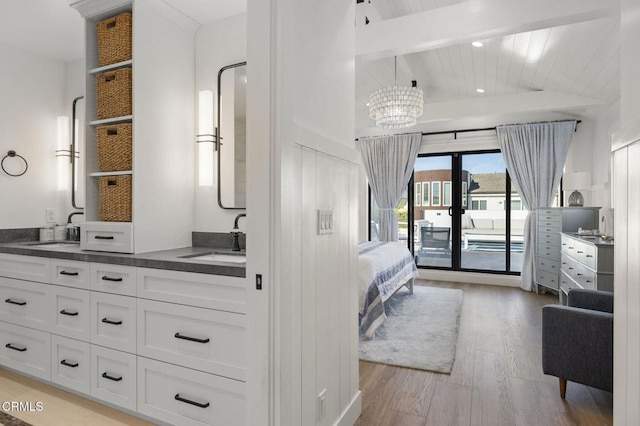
[
  {"left": 559, "top": 233, "right": 614, "bottom": 304},
  {"left": 534, "top": 207, "right": 599, "bottom": 293}
]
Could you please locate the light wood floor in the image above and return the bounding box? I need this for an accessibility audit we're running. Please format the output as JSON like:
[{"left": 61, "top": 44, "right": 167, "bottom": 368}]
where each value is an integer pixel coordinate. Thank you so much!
[
  {"left": 356, "top": 280, "right": 614, "bottom": 426},
  {"left": 0, "top": 368, "right": 153, "bottom": 426}
]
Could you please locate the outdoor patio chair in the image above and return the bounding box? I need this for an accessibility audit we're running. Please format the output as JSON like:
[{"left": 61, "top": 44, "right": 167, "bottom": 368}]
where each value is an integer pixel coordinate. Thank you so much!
[{"left": 419, "top": 227, "right": 451, "bottom": 253}]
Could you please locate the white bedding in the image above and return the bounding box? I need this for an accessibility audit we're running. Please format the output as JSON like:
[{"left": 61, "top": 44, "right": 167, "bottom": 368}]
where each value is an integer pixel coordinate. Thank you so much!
[{"left": 358, "top": 241, "right": 418, "bottom": 338}]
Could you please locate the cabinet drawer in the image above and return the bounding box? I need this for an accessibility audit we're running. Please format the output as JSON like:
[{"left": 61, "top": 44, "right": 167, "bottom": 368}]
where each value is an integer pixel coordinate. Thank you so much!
[
  {"left": 537, "top": 222, "right": 561, "bottom": 233},
  {"left": 91, "top": 293, "right": 136, "bottom": 353},
  {"left": 537, "top": 232, "right": 561, "bottom": 247},
  {"left": 574, "top": 263, "right": 596, "bottom": 290},
  {"left": 51, "top": 335, "right": 90, "bottom": 394},
  {"left": 81, "top": 222, "right": 133, "bottom": 254},
  {"left": 0, "top": 277, "right": 50, "bottom": 331},
  {"left": 537, "top": 210, "right": 561, "bottom": 221},
  {"left": 137, "top": 299, "right": 246, "bottom": 380},
  {"left": 560, "top": 271, "right": 579, "bottom": 293},
  {"left": 0, "top": 321, "right": 50, "bottom": 380},
  {"left": 90, "top": 263, "right": 136, "bottom": 296},
  {"left": 0, "top": 253, "right": 50, "bottom": 282},
  {"left": 536, "top": 256, "right": 560, "bottom": 274},
  {"left": 137, "top": 268, "right": 246, "bottom": 314},
  {"left": 536, "top": 270, "right": 559, "bottom": 290},
  {"left": 51, "top": 286, "right": 90, "bottom": 341},
  {"left": 575, "top": 244, "right": 597, "bottom": 270},
  {"left": 137, "top": 357, "right": 244, "bottom": 426},
  {"left": 91, "top": 345, "right": 136, "bottom": 411},
  {"left": 537, "top": 242, "right": 560, "bottom": 258},
  {"left": 51, "top": 259, "right": 90, "bottom": 289}
]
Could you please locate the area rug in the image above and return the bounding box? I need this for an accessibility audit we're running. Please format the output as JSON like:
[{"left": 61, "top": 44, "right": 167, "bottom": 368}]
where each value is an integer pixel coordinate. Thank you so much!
[
  {"left": 0, "top": 412, "right": 31, "bottom": 426},
  {"left": 359, "top": 285, "right": 463, "bottom": 374}
]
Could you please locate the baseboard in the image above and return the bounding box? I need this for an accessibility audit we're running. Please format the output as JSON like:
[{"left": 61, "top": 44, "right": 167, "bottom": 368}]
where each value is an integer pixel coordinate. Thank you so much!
[
  {"left": 417, "top": 269, "right": 521, "bottom": 287},
  {"left": 335, "top": 391, "right": 362, "bottom": 426}
]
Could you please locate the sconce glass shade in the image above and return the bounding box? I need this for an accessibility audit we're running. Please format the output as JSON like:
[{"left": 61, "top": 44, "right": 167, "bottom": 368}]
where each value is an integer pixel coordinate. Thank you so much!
[
  {"left": 568, "top": 190, "right": 584, "bottom": 207},
  {"left": 197, "top": 90, "right": 215, "bottom": 186},
  {"left": 56, "top": 116, "right": 70, "bottom": 191}
]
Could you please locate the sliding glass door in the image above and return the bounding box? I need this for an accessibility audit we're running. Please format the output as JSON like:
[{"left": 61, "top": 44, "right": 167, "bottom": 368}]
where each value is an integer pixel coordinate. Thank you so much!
[{"left": 411, "top": 150, "right": 524, "bottom": 274}]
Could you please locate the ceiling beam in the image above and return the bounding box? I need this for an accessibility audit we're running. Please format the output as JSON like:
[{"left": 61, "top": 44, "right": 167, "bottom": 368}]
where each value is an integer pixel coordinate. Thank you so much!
[
  {"left": 356, "top": 91, "right": 608, "bottom": 135},
  {"left": 356, "top": 0, "right": 618, "bottom": 59}
]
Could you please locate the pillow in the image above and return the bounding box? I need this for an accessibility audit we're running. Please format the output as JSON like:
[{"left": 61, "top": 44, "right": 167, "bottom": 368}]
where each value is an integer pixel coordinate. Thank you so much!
[{"left": 473, "top": 218, "right": 493, "bottom": 229}]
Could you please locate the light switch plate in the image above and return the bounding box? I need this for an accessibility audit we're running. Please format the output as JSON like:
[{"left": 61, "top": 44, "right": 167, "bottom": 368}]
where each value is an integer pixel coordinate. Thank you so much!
[{"left": 317, "top": 209, "right": 334, "bottom": 235}]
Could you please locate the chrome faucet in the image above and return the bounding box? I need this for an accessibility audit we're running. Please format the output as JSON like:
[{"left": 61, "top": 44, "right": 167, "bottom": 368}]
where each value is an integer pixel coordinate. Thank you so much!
[{"left": 231, "top": 213, "right": 246, "bottom": 251}]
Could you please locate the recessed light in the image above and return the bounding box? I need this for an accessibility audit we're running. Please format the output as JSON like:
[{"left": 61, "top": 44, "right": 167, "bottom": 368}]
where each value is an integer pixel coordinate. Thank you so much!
[
  {"left": 472, "top": 41, "right": 484, "bottom": 47},
  {"left": 476, "top": 88, "right": 485, "bottom": 93}
]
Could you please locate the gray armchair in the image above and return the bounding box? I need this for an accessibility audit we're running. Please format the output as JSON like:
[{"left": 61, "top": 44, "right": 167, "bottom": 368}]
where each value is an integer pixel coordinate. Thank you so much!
[{"left": 542, "top": 289, "right": 613, "bottom": 398}]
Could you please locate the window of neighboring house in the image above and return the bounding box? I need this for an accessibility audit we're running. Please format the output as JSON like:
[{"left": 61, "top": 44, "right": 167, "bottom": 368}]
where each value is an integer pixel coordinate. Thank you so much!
[
  {"left": 415, "top": 183, "right": 422, "bottom": 206},
  {"left": 471, "top": 200, "right": 487, "bottom": 210},
  {"left": 443, "top": 181, "right": 451, "bottom": 206},
  {"left": 462, "top": 181, "right": 468, "bottom": 207},
  {"left": 422, "top": 182, "right": 430, "bottom": 206},
  {"left": 432, "top": 181, "right": 441, "bottom": 206},
  {"left": 511, "top": 199, "right": 522, "bottom": 210}
]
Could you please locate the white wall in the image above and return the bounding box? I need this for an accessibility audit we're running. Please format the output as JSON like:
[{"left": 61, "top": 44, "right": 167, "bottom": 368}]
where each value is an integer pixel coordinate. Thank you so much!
[
  {"left": 194, "top": 13, "right": 247, "bottom": 233},
  {"left": 0, "top": 43, "right": 68, "bottom": 228}
]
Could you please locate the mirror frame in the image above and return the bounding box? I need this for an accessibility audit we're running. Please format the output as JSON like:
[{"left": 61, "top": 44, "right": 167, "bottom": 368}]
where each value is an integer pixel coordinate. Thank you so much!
[{"left": 217, "top": 61, "right": 248, "bottom": 210}]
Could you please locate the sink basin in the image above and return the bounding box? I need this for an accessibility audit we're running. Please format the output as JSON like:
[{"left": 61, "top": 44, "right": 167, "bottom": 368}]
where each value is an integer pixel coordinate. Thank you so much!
[{"left": 180, "top": 251, "right": 246, "bottom": 264}]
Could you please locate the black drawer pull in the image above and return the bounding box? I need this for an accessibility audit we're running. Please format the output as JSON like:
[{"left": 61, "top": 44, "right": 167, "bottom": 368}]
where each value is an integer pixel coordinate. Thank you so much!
[
  {"left": 60, "top": 309, "right": 79, "bottom": 316},
  {"left": 174, "top": 393, "right": 210, "bottom": 409},
  {"left": 60, "top": 271, "right": 79, "bottom": 276},
  {"left": 101, "top": 372, "right": 122, "bottom": 381},
  {"left": 174, "top": 333, "right": 210, "bottom": 344},
  {"left": 5, "top": 343, "right": 26, "bottom": 352},
  {"left": 94, "top": 235, "right": 114, "bottom": 240},
  {"left": 101, "top": 318, "right": 122, "bottom": 325},
  {"left": 60, "top": 359, "right": 78, "bottom": 368},
  {"left": 586, "top": 280, "right": 592, "bottom": 283},
  {"left": 5, "top": 298, "right": 26, "bottom": 306},
  {"left": 101, "top": 276, "right": 123, "bottom": 282},
  {"left": 568, "top": 246, "right": 574, "bottom": 249},
  {"left": 577, "top": 251, "right": 584, "bottom": 254},
  {"left": 586, "top": 255, "right": 593, "bottom": 258}
]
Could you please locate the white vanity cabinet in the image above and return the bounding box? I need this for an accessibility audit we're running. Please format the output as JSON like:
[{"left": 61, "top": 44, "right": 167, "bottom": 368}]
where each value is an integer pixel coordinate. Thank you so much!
[
  {"left": 0, "top": 252, "right": 247, "bottom": 424},
  {"left": 0, "top": 254, "right": 52, "bottom": 381},
  {"left": 72, "top": 0, "right": 196, "bottom": 254}
]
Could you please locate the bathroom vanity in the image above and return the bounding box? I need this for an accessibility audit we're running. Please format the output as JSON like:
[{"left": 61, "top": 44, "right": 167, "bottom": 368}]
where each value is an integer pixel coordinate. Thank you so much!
[{"left": 0, "top": 241, "right": 246, "bottom": 426}]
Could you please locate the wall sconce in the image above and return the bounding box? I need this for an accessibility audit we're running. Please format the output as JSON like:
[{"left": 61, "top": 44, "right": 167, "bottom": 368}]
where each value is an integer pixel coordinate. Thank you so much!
[
  {"left": 197, "top": 90, "right": 216, "bottom": 187},
  {"left": 56, "top": 116, "right": 71, "bottom": 191}
]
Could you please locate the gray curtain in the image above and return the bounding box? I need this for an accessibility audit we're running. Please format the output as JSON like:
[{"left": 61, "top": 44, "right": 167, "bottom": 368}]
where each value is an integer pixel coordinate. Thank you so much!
[
  {"left": 357, "top": 133, "right": 422, "bottom": 242},
  {"left": 497, "top": 121, "right": 576, "bottom": 291}
]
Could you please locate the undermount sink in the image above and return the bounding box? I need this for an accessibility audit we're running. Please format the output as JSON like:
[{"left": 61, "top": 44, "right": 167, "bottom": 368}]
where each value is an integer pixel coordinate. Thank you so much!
[{"left": 180, "top": 251, "right": 246, "bottom": 264}]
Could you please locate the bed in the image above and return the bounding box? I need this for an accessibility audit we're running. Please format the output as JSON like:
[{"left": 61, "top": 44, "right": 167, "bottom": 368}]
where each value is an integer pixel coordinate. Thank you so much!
[{"left": 358, "top": 241, "right": 419, "bottom": 339}]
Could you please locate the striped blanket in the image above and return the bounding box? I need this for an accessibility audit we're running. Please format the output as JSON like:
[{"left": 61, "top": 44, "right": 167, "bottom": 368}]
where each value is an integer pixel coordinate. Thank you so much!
[{"left": 358, "top": 241, "right": 418, "bottom": 339}]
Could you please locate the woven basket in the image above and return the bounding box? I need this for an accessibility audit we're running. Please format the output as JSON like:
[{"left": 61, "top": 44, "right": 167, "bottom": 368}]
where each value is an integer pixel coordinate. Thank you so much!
[
  {"left": 97, "top": 12, "right": 132, "bottom": 66},
  {"left": 96, "top": 123, "right": 132, "bottom": 172},
  {"left": 99, "top": 175, "right": 132, "bottom": 222},
  {"left": 95, "top": 68, "right": 132, "bottom": 119}
]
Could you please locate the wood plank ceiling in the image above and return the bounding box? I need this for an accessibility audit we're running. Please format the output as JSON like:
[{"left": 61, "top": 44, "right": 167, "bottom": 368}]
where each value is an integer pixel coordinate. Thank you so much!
[{"left": 356, "top": 0, "right": 620, "bottom": 133}]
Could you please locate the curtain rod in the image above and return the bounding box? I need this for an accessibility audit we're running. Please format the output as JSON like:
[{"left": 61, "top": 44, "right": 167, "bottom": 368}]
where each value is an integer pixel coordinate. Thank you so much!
[{"left": 355, "top": 119, "right": 582, "bottom": 141}]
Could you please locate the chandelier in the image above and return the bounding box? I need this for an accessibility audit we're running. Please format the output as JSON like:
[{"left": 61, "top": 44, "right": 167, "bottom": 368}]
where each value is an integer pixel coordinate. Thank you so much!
[{"left": 368, "top": 57, "right": 424, "bottom": 129}]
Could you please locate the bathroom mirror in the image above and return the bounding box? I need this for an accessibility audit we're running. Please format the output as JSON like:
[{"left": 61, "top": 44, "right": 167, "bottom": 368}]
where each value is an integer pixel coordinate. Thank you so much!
[{"left": 217, "top": 62, "right": 247, "bottom": 209}]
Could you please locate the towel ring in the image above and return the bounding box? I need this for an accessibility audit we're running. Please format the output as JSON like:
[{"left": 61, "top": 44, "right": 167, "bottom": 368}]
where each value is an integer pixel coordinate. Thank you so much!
[{"left": 1, "top": 150, "right": 28, "bottom": 177}]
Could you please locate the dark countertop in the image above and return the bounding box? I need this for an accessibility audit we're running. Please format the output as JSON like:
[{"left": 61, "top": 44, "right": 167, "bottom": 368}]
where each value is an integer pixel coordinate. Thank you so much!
[{"left": 0, "top": 241, "right": 246, "bottom": 278}]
